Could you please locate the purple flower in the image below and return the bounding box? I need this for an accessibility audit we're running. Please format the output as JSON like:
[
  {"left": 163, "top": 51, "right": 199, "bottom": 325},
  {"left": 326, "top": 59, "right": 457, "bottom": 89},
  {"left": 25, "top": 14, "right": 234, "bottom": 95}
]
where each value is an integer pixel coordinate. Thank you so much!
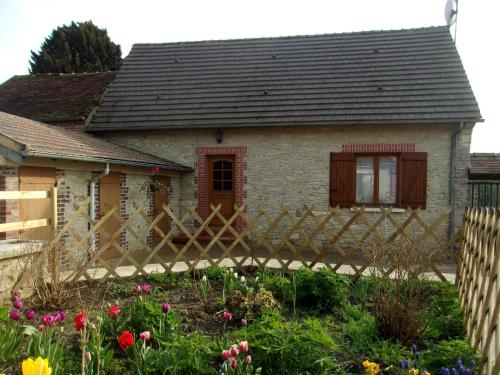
[
  {"left": 469, "top": 360, "right": 476, "bottom": 368},
  {"left": 451, "top": 368, "right": 457, "bottom": 375},
  {"left": 441, "top": 368, "right": 450, "bottom": 375},
  {"left": 162, "top": 303, "right": 171, "bottom": 313},
  {"left": 10, "top": 309, "right": 20, "bottom": 320},
  {"left": 457, "top": 358, "right": 463, "bottom": 367},
  {"left": 142, "top": 284, "right": 152, "bottom": 293},
  {"left": 411, "top": 344, "right": 417, "bottom": 354},
  {"left": 24, "top": 309, "right": 36, "bottom": 320},
  {"left": 415, "top": 351, "right": 420, "bottom": 361},
  {"left": 404, "top": 360, "right": 410, "bottom": 370},
  {"left": 223, "top": 311, "right": 233, "bottom": 322},
  {"left": 12, "top": 299, "right": 23, "bottom": 309},
  {"left": 464, "top": 369, "right": 472, "bottom": 375},
  {"left": 57, "top": 311, "right": 68, "bottom": 321},
  {"left": 11, "top": 290, "right": 21, "bottom": 301},
  {"left": 399, "top": 360, "right": 404, "bottom": 368},
  {"left": 459, "top": 367, "right": 465, "bottom": 375}
]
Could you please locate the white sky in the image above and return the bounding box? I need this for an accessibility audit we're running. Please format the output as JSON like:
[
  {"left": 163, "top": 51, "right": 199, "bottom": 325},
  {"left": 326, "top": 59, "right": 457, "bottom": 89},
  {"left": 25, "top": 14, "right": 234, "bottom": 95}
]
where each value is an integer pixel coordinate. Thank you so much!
[{"left": 0, "top": 0, "right": 497, "bottom": 152}]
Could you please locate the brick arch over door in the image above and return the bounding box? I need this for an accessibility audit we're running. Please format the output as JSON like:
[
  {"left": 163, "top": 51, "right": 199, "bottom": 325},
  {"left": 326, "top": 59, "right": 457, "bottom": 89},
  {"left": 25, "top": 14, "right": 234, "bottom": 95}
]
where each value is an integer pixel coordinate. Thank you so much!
[{"left": 195, "top": 147, "right": 247, "bottom": 232}]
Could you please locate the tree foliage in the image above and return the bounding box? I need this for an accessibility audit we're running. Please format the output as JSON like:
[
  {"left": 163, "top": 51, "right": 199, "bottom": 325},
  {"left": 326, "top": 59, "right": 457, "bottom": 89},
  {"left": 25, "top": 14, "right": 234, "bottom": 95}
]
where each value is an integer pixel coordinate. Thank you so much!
[{"left": 29, "top": 21, "right": 122, "bottom": 74}]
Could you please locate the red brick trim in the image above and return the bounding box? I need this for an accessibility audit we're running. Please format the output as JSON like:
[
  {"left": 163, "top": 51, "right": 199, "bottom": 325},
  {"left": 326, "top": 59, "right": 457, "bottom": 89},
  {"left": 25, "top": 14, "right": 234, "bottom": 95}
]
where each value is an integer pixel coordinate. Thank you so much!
[
  {"left": 120, "top": 174, "right": 128, "bottom": 247},
  {"left": 342, "top": 144, "right": 415, "bottom": 153},
  {"left": 195, "top": 146, "right": 247, "bottom": 231}
]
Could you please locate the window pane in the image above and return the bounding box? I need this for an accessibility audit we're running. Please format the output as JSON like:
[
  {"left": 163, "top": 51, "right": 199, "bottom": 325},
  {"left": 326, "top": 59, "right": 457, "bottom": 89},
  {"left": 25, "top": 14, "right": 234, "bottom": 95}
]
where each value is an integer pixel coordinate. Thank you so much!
[
  {"left": 213, "top": 170, "right": 222, "bottom": 180},
  {"left": 213, "top": 160, "right": 223, "bottom": 169},
  {"left": 356, "top": 157, "right": 374, "bottom": 203},
  {"left": 223, "top": 160, "right": 233, "bottom": 170},
  {"left": 223, "top": 170, "right": 232, "bottom": 180},
  {"left": 223, "top": 181, "right": 232, "bottom": 191},
  {"left": 379, "top": 156, "right": 397, "bottom": 204},
  {"left": 213, "top": 181, "right": 223, "bottom": 191}
]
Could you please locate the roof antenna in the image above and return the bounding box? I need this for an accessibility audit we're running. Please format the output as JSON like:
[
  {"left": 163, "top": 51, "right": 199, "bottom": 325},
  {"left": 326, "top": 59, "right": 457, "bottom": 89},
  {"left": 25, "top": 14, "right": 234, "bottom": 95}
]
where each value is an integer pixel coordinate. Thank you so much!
[{"left": 445, "top": 0, "right": 459, "bottom": 42}]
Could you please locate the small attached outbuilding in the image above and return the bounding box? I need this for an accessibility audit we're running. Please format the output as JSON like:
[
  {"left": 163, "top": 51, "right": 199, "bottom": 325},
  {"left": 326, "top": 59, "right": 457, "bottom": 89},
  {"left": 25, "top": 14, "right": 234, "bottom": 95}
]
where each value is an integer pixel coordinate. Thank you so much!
[{"left": 0, "top": 111, "right": 192, "bottom": 242}]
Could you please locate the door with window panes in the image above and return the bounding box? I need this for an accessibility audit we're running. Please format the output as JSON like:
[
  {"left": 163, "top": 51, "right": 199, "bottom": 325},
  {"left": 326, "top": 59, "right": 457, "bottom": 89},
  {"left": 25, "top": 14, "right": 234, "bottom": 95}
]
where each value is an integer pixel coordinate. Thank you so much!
[{"left": 208, "top": 155, "right": 235, "bottom": 226}]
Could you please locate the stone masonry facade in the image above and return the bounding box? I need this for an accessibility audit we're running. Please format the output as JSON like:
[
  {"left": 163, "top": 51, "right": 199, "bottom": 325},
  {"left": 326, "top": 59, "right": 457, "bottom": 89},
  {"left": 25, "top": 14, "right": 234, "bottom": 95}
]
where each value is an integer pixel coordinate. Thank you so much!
[{"left": 104, "top": 123, "right": 474, "bottom": 237}]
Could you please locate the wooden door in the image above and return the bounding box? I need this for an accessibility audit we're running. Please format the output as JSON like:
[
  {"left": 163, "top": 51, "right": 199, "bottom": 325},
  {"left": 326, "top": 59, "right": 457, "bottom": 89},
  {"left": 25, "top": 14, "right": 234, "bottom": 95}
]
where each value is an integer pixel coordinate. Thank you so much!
[
  {"left": 208, "top": 156, "right": 235, "bottom": 227},
  {"left": 99, "top": 173, "right": 121, "bottom": 259},
  {"left": 19, "top": 166, "right": 56, "bottom": 240},
  {"left": 152, "top": 175, "right": 169, "bottom": 246}
]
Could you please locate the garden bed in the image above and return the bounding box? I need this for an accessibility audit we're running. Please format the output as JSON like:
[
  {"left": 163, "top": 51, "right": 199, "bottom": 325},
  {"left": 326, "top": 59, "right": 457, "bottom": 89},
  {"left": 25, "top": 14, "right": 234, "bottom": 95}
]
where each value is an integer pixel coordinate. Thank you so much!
[{"left": 1, "top": 266, "right": 479, "bottom": 375}]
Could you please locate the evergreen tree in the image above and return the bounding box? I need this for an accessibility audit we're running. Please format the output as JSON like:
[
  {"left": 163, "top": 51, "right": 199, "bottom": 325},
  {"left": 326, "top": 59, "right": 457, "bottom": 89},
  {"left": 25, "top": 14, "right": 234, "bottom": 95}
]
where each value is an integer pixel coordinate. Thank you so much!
[{"left": 29, "top": 21, "right": 122, "bottom": 74}]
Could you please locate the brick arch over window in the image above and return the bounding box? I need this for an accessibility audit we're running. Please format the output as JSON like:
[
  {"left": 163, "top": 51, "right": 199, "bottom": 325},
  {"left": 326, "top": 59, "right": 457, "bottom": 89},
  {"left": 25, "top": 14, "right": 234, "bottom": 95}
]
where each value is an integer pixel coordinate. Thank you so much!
[{"left": 195, "top": 147, "right": 247, "bottom": 231}]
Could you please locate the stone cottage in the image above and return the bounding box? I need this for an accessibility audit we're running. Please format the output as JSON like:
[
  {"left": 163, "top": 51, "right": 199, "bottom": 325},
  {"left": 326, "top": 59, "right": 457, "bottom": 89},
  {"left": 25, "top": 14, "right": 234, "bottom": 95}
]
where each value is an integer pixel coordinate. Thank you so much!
[{"left": 82, "top": 26, "right": 481, "bottom": 237}]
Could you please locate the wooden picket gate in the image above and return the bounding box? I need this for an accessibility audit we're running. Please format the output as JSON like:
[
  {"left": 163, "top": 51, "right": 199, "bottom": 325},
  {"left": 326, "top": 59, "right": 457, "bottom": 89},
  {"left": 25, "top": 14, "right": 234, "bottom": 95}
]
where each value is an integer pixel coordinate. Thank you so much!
[
  {"left": 457, "top": 207, "right": 500, "bottom": 375},
  {"left": 14, "top": 199, "right": 461, "bottom": 290}
]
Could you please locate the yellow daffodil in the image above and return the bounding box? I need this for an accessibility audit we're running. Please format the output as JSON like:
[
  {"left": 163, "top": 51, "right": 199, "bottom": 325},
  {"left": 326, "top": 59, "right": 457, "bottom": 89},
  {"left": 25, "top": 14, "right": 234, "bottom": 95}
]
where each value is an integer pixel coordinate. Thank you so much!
[
  {"left": 409, "top": 369, "right": 419, "bottom": 375},
  {"left": 362, "top": 360, "right": 380, "bottom": 375},
  {"left": 22, "top": 357, "right": 52, "bottom": 375}
]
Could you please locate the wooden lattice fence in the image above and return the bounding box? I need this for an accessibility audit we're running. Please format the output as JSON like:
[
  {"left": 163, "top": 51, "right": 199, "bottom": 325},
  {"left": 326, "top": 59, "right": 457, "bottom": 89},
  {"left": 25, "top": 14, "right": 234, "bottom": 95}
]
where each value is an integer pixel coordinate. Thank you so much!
[
  {"left": 457, "top": 207, "right": 500, "bottom": 375},
  {"left": 14, "top": 199, "right": 461, "bottom": 290}
]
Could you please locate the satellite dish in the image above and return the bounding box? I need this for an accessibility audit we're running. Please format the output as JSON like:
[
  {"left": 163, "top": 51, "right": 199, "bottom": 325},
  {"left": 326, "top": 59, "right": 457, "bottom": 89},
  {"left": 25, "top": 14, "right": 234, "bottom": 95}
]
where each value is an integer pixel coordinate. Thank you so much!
[{"left": 445, "top": 0, "right": 458, "bottom": 26}]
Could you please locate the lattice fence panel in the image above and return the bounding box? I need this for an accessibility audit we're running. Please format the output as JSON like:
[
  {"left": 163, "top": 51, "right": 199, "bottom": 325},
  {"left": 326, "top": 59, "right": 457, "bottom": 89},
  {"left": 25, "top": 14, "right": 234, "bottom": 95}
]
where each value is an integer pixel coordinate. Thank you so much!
[{"left": 457, "top": 207, "right": 500, "bottom": 375}]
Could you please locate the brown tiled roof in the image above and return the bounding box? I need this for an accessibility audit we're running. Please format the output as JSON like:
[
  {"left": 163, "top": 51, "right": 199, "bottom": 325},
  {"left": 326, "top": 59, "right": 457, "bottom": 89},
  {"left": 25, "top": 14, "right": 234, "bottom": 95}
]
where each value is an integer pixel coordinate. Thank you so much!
[
  {"left": 0, "top": 111, "right": 191, "bottom": 171},
  {"left": 469, "top": 153, "right": 500, "bottom": 180},
  {"left": 0, "top": 72, "right": 116, "bottom": 123}
]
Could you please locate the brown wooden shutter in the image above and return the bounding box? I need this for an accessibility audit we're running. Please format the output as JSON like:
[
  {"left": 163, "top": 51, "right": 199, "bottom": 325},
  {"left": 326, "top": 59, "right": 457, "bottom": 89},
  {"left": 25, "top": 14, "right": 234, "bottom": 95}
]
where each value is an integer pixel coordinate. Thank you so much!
[
  {"left": 400, "top": 152, "right": 427, "bottom": 209},
  {"left": 330, "top": 153, "right": 355, "bottom": 208}
]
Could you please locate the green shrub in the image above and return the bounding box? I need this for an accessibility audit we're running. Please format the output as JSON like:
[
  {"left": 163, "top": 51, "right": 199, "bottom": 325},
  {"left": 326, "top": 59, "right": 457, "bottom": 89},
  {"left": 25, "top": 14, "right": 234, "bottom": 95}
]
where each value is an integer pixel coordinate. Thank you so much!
[
  {"left": 420, "top": 339, "right": 479, "bottom": 374},
  {"left": 228, "top": 287, "right": 280, "bottom": 320},
  {"left": 233, "top": 310, "right": 337, "bottom": 374},
  {"left": 0, "top": 305, "right": 9, "bottom": 322},
  {"left": 142, "top": 333, "right": 217, "bottom": 375},
  {"left": 125, "top": 298, "right": 180, "bottom": 342},
  {"left": 0, "top": 320, "right": 25, "bottom": 374},
  {"left": 338, "top": 304, "right": 378, "bottom": 357},
  {"left": 259, "top": 271, "right": 291, "bottom": 302},
  {"left": 422, "top": 281, "right": 466, "bottom": 341},
  {"left": 147, "top": 271, "right": 193, "bottom": 288},
  {"left": 294, "top": 267, "right": 349, "bottom": 313}
]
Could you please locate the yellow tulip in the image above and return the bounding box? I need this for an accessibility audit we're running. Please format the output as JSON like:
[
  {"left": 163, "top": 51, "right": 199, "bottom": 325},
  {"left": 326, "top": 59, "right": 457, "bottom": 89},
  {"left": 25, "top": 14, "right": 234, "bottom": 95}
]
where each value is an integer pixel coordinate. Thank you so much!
[
  {"left": 22, "top": 357, "right": 52, "bottom": 375},
  {"left": 409, "top": 369, "right": 419, "bottom": 375},
  {"left": 362, "top": 360, "right": 380, "bottom": 374}
]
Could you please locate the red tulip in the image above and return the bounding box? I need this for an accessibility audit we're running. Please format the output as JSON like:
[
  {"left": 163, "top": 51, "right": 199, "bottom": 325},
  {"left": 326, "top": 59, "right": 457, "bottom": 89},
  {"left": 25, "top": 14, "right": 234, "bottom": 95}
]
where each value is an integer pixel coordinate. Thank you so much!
[
  {"left": 230, "top": 358, "right": 238, "bottom": 369},
  {"left": 222, "top": 350, "right": 231, "bottom": 361},
  {"left": 74, "top": 311, "right": 87, "bottom": 331},
  {"left": 230, "top": 345, "right": 239, "bottom": 357},
  {"left": 118, "top": 331, "right": 135, "bottom": 349},
  {"left": 107, "top": 305, "right": 121, "bottom": 319}
]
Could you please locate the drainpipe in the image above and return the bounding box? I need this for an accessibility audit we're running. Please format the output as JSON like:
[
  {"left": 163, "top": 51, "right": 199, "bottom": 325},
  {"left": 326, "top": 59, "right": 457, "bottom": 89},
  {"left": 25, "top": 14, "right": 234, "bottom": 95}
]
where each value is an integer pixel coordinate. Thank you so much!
[
  {"left": 449, "top": 122, "right": 465, "bottom": 240},
  {"left": 90, "top": 163, "right": 110, "bottom": 252}
]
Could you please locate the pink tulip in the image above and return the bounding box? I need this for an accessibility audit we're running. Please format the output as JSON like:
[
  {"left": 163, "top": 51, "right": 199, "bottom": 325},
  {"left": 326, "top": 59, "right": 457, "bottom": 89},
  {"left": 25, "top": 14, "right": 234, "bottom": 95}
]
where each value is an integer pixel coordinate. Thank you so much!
[
  {"left": 142, "top": 284, "right": 152, "bottom": 293},
  {"left": 245, "top": 355, "right": 252, "bottom": 364},
  {"left": 41, "top": 314, "right": 55, "bottom": 326},
  {"left": 223, "top": 311, "right": 233, "bottom": 322},
  {"left": 24, "top": 309, "right": 36, "bottom": 320},
  {"left": 139, "top": 331, "right": 151, "bottom": 341},
  {"left": 12, "top": 299, "right": 23, "bottom": 309},
  {"left": 222, "top": 350, "right": 231, "bottom": 361},
  {"left": 38, "top": 324, "right": 45, "bottom": 332},
  {"left": 238, "top": 341, "right": 249, "bottom": 353},
  {"left": 230, "top": 358, "right": 238, "bottom": 369},
  {"left": 230, "top": 345, "right": 239, "bottom": 357},
  {"left": 133, "top": 284, "right": 142, "bottom": 294},
  {"left": 9, "top": 309, "right": 20, "bottom": 320},
  {"left": 162, "top": 303, "right": 171, "bottom": 313}
]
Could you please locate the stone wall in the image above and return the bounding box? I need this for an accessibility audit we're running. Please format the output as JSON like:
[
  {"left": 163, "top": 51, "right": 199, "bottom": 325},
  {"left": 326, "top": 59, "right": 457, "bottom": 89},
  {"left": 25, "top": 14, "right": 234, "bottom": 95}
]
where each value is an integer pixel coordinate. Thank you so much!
[{"left": 103, "top": 123, "right": 474, "bottom": 236}]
